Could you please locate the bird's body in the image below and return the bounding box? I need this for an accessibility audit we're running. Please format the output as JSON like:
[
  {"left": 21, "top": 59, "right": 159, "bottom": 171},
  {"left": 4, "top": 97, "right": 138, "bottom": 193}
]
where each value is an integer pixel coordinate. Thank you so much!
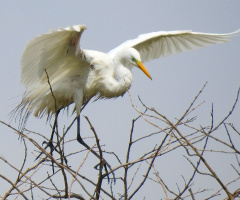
[
  {"left": 16, "top": 25, "right": 239, "bottom": 120},
  {"left": 19, "top": 47, "right": 136, "bottom": 118}
]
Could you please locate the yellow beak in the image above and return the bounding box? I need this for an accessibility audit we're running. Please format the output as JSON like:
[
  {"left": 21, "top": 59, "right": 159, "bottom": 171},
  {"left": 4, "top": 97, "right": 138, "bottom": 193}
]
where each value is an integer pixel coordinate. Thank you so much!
[{"left": 137, "top": 61, "right": 152, "bottom": 80}]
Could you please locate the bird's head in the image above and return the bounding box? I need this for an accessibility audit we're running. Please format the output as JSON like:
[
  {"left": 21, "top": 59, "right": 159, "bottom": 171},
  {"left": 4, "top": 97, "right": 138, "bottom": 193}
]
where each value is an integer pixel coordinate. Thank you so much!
[{"left": 115, "top": 47, "right": 152, "bottom": 80}]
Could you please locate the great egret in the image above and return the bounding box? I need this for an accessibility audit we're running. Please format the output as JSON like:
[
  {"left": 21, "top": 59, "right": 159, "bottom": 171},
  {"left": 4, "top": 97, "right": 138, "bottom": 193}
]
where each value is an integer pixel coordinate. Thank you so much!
[
  {"left": 17, "top": 25, "right": 240, "bottom": 120},
  {"left": 15, "top": 25, "right": 239, "bottom": 161}
]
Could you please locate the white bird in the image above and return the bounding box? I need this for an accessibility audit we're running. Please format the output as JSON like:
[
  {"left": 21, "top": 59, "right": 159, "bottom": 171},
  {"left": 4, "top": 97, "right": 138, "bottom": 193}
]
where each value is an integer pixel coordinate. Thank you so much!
[
  {"left": 16, "top": 25, "right": 239, "bottom": 121},
  {"left": 14, "top": 25, "right": 239, "bottom": 164}
]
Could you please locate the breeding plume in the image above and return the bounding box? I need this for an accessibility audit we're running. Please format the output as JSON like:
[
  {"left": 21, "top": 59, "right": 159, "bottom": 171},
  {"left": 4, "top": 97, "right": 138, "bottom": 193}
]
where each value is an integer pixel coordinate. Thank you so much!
[{"left": 17, "top": 25, "right": 239, "bottom": 119}]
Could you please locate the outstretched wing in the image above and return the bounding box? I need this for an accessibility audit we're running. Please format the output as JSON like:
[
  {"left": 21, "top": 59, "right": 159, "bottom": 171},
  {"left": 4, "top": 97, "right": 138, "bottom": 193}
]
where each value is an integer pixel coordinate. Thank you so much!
[
  {"left": 20, "top": 25, "right": 86, "bottom": 87},
  {"left": 109, "top": 29, "right": 240, "bottom": 63}
]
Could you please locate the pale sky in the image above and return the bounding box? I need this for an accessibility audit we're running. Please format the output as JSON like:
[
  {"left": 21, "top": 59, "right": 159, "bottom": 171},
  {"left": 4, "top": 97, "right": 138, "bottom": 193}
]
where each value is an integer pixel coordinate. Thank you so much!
[{"left": 0, "top": 1, "right": 240, "bottom": 199}]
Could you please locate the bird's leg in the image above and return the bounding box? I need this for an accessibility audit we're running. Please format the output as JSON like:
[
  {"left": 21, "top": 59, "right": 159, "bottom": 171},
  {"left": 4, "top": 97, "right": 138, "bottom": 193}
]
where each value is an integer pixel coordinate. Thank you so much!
[
  {"left": 48, "top": 110, "right": 60, "bottom": 154},
  {"left": 76, "top": 116, "right": 115, "bottom": 181},
  {"left": 76, "top": 116, "right": 101, "bottom": 159},
  {"left": 35, "top": 110, "right": 61, "bottom": 160}
]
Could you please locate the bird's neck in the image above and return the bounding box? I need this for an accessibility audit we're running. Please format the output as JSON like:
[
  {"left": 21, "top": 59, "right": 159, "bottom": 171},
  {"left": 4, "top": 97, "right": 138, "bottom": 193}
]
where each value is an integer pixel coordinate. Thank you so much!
[
  {"left": 115, "top": 65, "right": 133, "bottom": 88},
  {"left": 100, "top": 64, "right": 133, "bottom": 98}
]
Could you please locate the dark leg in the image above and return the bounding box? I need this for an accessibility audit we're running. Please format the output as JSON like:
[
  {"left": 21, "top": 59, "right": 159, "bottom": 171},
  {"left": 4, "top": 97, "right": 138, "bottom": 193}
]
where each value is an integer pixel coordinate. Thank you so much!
[
  {"left": 49, "top": 110, "right": 60, "bottom": 144},
  {"left": 76, "top": 115, "right": 102, "bottom": 159},
  {"left": 76, "top": 115, "right": 115, "bottom": 181},
  {"left": 35, "top": 110, "right": 60, "bottom": 160}
]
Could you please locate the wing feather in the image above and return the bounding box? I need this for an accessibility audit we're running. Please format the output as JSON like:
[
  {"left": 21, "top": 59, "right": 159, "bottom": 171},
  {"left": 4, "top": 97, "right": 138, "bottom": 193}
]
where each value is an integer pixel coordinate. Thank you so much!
[
  {"left": 20, "top": 25, "right": 86, "bottom": 87},
  {"left": 109, "top": 29, "right": 240, "bottom": 63}
]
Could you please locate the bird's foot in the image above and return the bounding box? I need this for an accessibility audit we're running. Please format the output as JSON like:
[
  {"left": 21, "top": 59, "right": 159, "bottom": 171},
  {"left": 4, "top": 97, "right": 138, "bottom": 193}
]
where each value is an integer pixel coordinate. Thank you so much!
[
  {"left": 94, "top": 159, "right": 116, "bottom": 183},
  {"left": 35, "top": 140, "right": 68, "bottom": 173},
  {"left": 35, "top": 140, "right": 54, "bottom": 160},
  {"left": 35, "top": 140, "right": 68, "bottom": 164}
]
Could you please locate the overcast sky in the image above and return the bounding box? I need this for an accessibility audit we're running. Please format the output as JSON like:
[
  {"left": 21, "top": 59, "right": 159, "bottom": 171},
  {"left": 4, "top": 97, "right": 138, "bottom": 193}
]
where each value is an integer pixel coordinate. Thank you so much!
[{"left": 0, "top": 1, "right": 240, "bottom": 199}]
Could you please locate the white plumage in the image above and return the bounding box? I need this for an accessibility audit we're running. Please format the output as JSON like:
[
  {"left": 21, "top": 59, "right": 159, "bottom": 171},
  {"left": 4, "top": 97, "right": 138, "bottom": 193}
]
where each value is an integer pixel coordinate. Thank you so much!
[{"left": 16, "top": 24, "right": 239, "bottom": 119}]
